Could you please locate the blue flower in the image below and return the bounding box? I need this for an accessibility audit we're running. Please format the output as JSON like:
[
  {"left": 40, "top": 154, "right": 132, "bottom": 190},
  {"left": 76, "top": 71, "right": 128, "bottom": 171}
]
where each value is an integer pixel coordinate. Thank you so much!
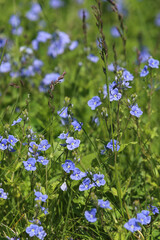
[
  {"left": 155, "top": 13, "right": 160, "bottom": 26},
  {"left": 21, "top": 65, "right": 35, "bottom": 77},
  {"left": 88, "top": 96, "right": 102, "bottom": 110},
  {"left": 26, "top": 11, "right": 39, "bottom": 21},
  {"left": 6, "top": 237, "right": 20, "bottom": 240},
  {"left": 98, "top": 199, "right": 112, "bottom": 209},
  {"left": 34, "top": 191, "right": 48, "bottom": 202},
  {"left": 130, "top": 104, "right": 143, "bottom": 118},
  {"left": 48, "top": 31, "right": 70, "bottom": 58},
  {"left": 0, "top": 62, "right": 11, "bottom": 73},
  {"left": 23, "top": 158, "right": 36, "bottom": 171},
  {"left": 10, "top": 71, "right": 20, "bottom": 79},
  {"left": 58, "top": 132, "right": 68, "bottom": 139},
  {"left": 110, "top": 27, "right": 120, "bottom": 38},
  {"left": 137, "top": 211, "right": 151, "bottom": 225},
  {"left": 29, "top": 218, "right": 41, "bottom": 225},
  {"left": 50, "top": 0, "right": 64, "bottom": 8},
  {"left": 11, "top": 117, "right": 22, "bottom": 126},
  {"left": 92, "top": 117, "right": 100, "bottom": 126},
  {"left": 85, "top": 208, "right": 97, "bottom": 223},
  {"left": 30, "top": 3, "right": 42, "bottom": 14},
  {"left": 76, "top": 0, "right": 84, "bottom": 3},
  {"left": 103, "top": 81, "right": 117, "bottom": 98},
  {"left": 41, "top": 206, "right": 48, "bottom": 215},
  {"left": 71, "top": 120, "right": 83, "bottom": 131},
  {"left": 0, "top": 38, "right": 7, "bottom": 48},
  {"left": 140, "top": 65, "right": 149, "bottom": 77},
  {"left": 69, "top": 40, "right": 79, "bottom": 51},
  {"left": 62, "top": 160, "right": 75, "bottom": 173},
  {"left": 38, "top": 140, "right": 51, "bottom": 151},
  {"left": 66, "top": 137, "right": 80, "bottom": 150},
  {"left": 78, "top": 9, "right": 89, "bottom": 20},
  {"left": 33, "top": 59, "right": 43, "bottom": 72},
  {"left": 139, "top": 47, "right": 150, "bottom": 63},
  {"left": 8, "top": 145, "right": 16, "bottom": 152},
  {"left": 70, "top": 168, "right": 87, "bottom": 180},
  {"left": 0, "top": 188, "right": 8, "bottom": 199},
  {"left": 26, "top": 224, "right": 39, "bottom": 237},
  {"left": 57, "top": 107, "right": 68, "bottom": 118},
  {"left": 108, "top": 63, "right": 115, "bottom": 72},
  {"left": 9, "top": 15, "right": 20, "bottom": 27},
  {"left": 12, "top": 26, "right": 23, "bottom": 36},
  {"left": 122, "top": 80, "right": 132, "bottom": 89},
  {"left": 124, "top": 218, "right": 141, "bottom": 233},
  {"left": 110, "top": 88, "right": 122, "bottom": 102},
  {"left": 26, "top": 224, "right": 47, "bottom": 239},
  {"left": 8, "top": 135, "right": 18, "bottom": 146},
  {"left": 79, "top": 178, "right": 94, "bottom": 191},
  {"left": 37, "top": 156, "right": 49, "bottom": 165},
  {"left": 29, "top": 142, "right": 39, "bottom": 153},
  {"left": 26, "top": 3, "right": 41, "bottom": 21},
  {"left": 36, "top": 226, "right": 47, "bottom": 239},
  {"left": 149, "top": 205, "right": 159, "bottom": 215},
  {"left": 37, "top": 31, "right": 52, "bottom": 43},
  {"left": 148, "top": 58, "right": 159, "bottom": 68},
  {"left": 60, "top": 182, "right": 67, "bottom": 191},
  {"left": 32, "top": 39, "right": 39, "bottom": 50},
  {"left": 93, "top": 174, "right": 105, "bottom": 187},
  {"left": 123, "top": 70, "right": 134, "bottom": 81},
  {"left": 42, "top": 73, "right": 61, "bottom": 85},
  {"left": 0, "top": 139, "right": 8, "bottom": 150},
  {"left": 106, "top": 139, "right": 120, "bottom": 152},
  {"left": 87, "top": 54, "right": 99, "bottom": 63}
]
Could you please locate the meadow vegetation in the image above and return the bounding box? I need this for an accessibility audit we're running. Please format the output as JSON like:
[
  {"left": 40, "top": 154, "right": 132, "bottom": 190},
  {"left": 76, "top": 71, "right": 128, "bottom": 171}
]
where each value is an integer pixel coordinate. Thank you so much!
[{"left": 0, "top": 0, "right": 160, "bottom": 239}]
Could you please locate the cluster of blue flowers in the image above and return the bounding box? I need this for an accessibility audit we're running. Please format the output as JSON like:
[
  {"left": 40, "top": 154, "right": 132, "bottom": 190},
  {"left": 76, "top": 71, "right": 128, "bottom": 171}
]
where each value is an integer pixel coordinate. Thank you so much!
[
  {"left": 140, "top": 57, "right": 159, "bottom": 77},
  {"left": 61, "top": 159, "right": 106, "bottom": 190},
  {"left": 57, "top": 106, "right": 81, "bottom": 150},
  {"left": 26, "top": 3, "right": 42, "bottom": 21},
  {"left": 0, "top": 4, "right": 81, "bottom": 94},
  {"left": 66, "top": 137, "right": 81, "bottom": 151},
  {"left": 130, "top": 104, "right": 143, "bottom": 118},
  {"left": 26, "top": 224, "right": 47, "bottom": 239},
  {"left": 0, "top": 135, "right": 18, "bottom": 152},
  {"left": 9, "top": 15, "right": 23, "bottom": 36},
  {"left": 124, "top": 207, "right": 159, "bottom": 233},
  {"left": 11, "top": 118, "right": 22, "bottom": 126},
  {"left": 24, "top": 139, "right": 50, "bottom": 238},
  {"left": 85, "top": 199, "right": 112, "bottom": 223},
  {"left": 61, "top": 159, "right": 111, "bottom": 223},
  {"left": 23, "top": 140, "right": 50, "bottom": 171},
  {"left": 62, "top": 160, "right": 86, "bottom": 180},
  {"left": 101, "top": 139, "right": 120, "bottom": 154},
  {"left": 34, "top": 191, "right": 48, "bottom": 202},
  {"left": 88, "top": 66, "right": 145, "bottom": 122},
  {"left": 0, "top": 188, "right": 8, "bottom": 199}
]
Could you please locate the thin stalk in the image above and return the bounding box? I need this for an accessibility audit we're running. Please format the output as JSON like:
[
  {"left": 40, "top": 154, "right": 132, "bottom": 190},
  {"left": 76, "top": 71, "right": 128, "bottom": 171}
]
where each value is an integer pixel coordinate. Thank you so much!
[{"left": 61, "top": 190, "right": 72, "bottom": 239}]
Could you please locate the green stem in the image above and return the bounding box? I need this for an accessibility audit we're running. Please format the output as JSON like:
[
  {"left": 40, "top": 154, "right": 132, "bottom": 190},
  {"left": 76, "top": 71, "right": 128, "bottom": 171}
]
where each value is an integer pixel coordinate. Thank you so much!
[{"left": 62, "top": 189, "right": 72, "bottom": 239}]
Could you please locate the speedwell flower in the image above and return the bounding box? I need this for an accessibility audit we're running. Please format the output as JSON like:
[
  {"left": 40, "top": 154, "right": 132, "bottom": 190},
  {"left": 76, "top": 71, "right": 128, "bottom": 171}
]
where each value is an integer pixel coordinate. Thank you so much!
[
  {"left": 88, "top": 96, "right": 102, "bottom": 110},
  {"left": 85, "top": 208, "right": 97, "bottom": 223},
  {"left": 66, "top": 137, "right": 80, "bottom": 150}
]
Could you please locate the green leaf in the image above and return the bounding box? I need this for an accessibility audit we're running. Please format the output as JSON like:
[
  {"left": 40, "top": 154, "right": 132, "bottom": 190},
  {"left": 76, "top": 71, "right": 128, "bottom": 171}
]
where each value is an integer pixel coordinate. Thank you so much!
[
  {"left": 78, "top": 152, "right": 97, "bottom": 169},
  {"left": 119, "top": 142, "right": 137, "bottom": 152}
]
